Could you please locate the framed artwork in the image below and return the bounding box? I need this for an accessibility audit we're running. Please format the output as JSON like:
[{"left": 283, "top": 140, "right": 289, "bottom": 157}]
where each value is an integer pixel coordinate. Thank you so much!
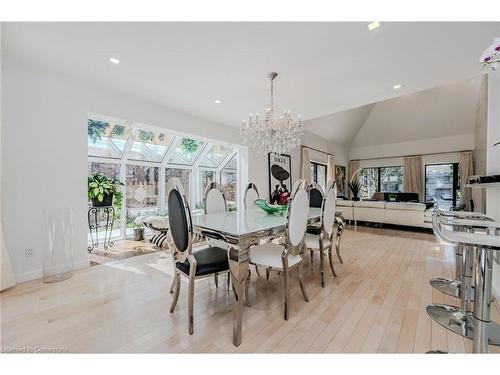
[
  {"left": 335, "top": 165, "right": 347, "bottom": 197},
  {"left": 268, "top": 153, "right": 292, "bottom": 205}
]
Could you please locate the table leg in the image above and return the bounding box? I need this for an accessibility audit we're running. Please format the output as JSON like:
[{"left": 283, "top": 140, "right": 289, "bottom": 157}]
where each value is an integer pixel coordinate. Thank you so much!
[{"left": 229, "top": 245, "right": 250, "bottom": 347}]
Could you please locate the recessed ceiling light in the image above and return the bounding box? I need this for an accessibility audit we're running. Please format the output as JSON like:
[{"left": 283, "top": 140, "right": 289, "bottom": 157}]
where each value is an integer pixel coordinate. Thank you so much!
[
  {"left": 368, "top": 21, "right": 381, "bottom": 31},
  {"left": 110, "top": 57, "right": 120, "bottom": 64},
  {"left": 214, "top": 99, "right": 222, "bottom": 104},
  {"left": 393, "top": 84, "right": 402, "bottom": 90}
]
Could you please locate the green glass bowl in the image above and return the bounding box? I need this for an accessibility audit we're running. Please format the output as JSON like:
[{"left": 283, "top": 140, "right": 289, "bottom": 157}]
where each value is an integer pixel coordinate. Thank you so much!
[{"left": 253, "top": 199, "right": 288, "bottom": 214}]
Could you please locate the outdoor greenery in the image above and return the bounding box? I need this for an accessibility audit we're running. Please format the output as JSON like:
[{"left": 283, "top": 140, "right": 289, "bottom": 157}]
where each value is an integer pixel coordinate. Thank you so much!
[
  {"left": 138, "top": 130, "right": 154, "bottom": 142},
  {"left": 88, "top": 173, "right": 124, "bottom": 204},
  {"left": 111, "top": 124, "right": 125, "bottom": 137},
  {"left": 87, "top": 119, "right": 109, "bottom": 143},
  {"left": 180, "top": 138, "right": 199, "bottom": 156}
]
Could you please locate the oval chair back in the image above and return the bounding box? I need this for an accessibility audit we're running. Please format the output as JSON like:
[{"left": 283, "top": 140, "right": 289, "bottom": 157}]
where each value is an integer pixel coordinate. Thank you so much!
[
  {"left": 309, "top": 183, "right": 324, "bottom": 208},
  {"left": 285, "top": 179, "right": 309, "bottom": 256},
  {"left": 167, "top": 181, "right": 193, "bottom": 263},
  {"left": 204, "top": 182, "right": 226, "bottom": 214},
  {"left": 244, "top": 183, "right": 259, "bottom": 210},
  {"left": 322, "top": 181, "right": 337, "bottom": 238},
  {"left": 290, "top": 179, "right": 303, "bottom": 198}
]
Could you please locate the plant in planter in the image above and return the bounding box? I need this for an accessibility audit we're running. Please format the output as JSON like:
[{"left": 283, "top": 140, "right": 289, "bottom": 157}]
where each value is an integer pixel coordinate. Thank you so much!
[
  {"left": 88, "top": 173, "right": 124, "bottom": 207},
  {"left": 348, "top": 180, "right": 362, "bottom": 201}
]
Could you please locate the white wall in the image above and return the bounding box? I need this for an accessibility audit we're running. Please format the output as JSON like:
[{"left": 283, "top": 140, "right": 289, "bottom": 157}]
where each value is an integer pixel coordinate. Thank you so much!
[
  {"left": 486, "top": 72, "right": 500, "bottom": 303},
  {"left": 350, "top": 134, "right": 474, "bottom": 161},
  {"left": 1, "top": 55, "right": 245, "bottom": 282},
  {"left": 472, "top": 76, "right": 488, "bottom": 213}
]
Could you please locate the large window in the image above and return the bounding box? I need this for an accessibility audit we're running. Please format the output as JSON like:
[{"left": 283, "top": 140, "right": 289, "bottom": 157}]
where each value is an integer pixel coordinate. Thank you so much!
[
  {"left": 359, "top": 168, "right": 379, "bottom": 199},
  {"left": 87, "top": 116, "right": 240, "bottom": 241},
  {"left": 310, "top": 162, "right": 327, "bottom": 192},
  {"left": 220, "top": 154, "right": 238, "bottom": 211},
  {"left": 358, "top": 166, "right": 404, "bottom": 199},
  {"left": 425, "top": 163, "right": 460, "bottom": 210},
  {"left": 125, "top": 165, "right": 160, "bottom": 234},
  {"left": 380, "top": 166, "right": 404, "bottom": 192},
  {"left": 165, "top": 168, "right": 191, "bottom": 199}
]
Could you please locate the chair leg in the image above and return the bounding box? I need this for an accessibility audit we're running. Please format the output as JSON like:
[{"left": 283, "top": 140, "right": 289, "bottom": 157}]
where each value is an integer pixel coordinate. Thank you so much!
[
  {"left": 266, "top": 268, "right": 270, "bottom": 282},
  {"left": 283, "top": 267, "right": 290, "bottom": 320},
  {"left": 298, "top": 264, "right": 309, "bottom": 302},
  {"left": 319, "top": 243, "right": 325, "bottom": 288},
  {"left": 169, "top": 275, "right": 175, "bottom": 294},
  {"left": 214, "top": 273, "right": 219, "bottom": 288},
  {"left": 310, "top": 249, "right": 314, "bottom": 268},
  {"left": 227, "top": 272, "right": 231, "bottom": 291},
  {"left": 328, "top": 247, "right": 337, "bottom": 277},
  {"left": 336, "top": 240, "right": 344, "bottom": 264},
  {"left": 245, "top": 269, "right": 251, "bottom": 307},
  {"left": 188, "top": 273, "right": 195, "bottom": 335},
  {"left": 169, "top": 273, "right": 180, "bottom": 313},
  {"left": 254, "top": 265, "right": 261, "bottom": 277}
]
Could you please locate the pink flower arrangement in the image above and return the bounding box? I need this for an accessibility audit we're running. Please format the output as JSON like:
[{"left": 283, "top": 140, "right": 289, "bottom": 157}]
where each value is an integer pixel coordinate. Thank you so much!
[{"left": 480, "top": 37, "right": 500, "bottom": 70}]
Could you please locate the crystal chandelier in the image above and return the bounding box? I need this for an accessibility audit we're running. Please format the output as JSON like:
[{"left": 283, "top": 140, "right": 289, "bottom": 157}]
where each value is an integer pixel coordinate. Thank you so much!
[{"left": 241, "top": 72, "right": 303, "bottom": 154}]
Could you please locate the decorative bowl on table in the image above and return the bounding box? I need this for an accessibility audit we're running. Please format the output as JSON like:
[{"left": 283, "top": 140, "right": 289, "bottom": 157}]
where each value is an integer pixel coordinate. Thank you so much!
[{"left": 253, "top": 199, "right": 288, "bottom": 214}]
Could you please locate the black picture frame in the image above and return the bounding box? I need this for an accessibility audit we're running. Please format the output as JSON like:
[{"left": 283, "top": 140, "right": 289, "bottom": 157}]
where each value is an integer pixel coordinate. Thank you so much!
[{"left": 268, "top": 153, "right": 292, "bottom": 204}]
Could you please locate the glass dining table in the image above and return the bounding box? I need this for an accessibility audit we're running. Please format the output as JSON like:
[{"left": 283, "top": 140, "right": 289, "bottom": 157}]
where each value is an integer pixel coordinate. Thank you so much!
[{"left": 190, "top": 207, "right": 342, "bottom": 346}]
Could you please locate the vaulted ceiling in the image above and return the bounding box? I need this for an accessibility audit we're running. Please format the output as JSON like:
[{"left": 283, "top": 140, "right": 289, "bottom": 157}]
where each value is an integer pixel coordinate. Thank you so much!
[
  {"left": 3, "top": 22, "right": 499, "bottom": 137},
  {"left": 305, "top": 75, "right": 485, "bottom": 146}
]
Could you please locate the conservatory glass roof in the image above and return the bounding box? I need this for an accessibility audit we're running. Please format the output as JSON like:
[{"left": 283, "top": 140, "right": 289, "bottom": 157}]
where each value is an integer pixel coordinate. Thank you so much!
[{"left": 87, "top": 117, "right": 237, "bottom": 169}]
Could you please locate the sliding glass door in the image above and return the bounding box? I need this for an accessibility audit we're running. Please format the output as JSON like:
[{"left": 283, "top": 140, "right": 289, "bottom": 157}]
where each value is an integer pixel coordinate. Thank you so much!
[{"left": 425, "top": 163, "right": 460, "bottom": 209}]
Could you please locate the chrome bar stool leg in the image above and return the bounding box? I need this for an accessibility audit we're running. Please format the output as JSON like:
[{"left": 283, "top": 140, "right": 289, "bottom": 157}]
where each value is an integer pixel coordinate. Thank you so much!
[
  {"left": 472, "top": 246, "right": 500, "bottom": 353},
  {"left": 426, "top": 245, "right": 474, "bottom": 340},
  {"left": 429, "top": 244, "right": 462, "bottom": 298}
]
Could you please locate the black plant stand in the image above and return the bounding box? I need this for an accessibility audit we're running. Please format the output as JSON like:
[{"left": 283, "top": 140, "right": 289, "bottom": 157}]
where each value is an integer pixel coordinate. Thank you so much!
[{"left": 88, "top": 206, "right": 115, "bottom": 252}]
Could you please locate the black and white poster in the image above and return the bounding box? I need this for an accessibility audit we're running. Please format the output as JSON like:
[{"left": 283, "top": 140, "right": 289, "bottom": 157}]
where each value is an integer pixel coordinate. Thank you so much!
[{"left": 268, "top": 153, "right": 292, "bottom": 205}]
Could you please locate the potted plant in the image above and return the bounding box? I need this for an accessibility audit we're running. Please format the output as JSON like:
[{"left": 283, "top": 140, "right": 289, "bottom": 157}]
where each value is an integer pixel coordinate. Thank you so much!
[
  {"left": 348, "top": 180, "right": 362, "bottom": 201},
  {"left": 88, "top": 173, "right": 124, "bottom": 207}
]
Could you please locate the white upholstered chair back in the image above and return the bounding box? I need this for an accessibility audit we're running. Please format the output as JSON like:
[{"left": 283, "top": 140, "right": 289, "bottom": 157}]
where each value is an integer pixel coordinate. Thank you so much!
[
  {"left": 285, "top": 180, "right": 309, "bottom": 255},
  {"left": 204, "top": 182, "right": 226, "bottom": 214},
  {"left": 323, "top": 182, "right": 337, "bottom": 237},
  {"left": 244, "top": 183, "right": 259, "bottom": 210}
]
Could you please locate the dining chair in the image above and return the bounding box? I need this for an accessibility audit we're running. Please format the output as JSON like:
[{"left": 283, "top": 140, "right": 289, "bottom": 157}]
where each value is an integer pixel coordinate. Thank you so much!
[
  {"left": 244, "top": 183, "right": 260, "bottom": 210},
  {"left": 167, "top": 180, "right": 230, "bottom": 335},
  {"left": 203, "top": 181, "right": 230, "bottom": 289},
  {"left": 306, "top": 183, "right": 324, "bottom": 267},
  {"left": 204, "top": 182, "right": 226, "bottom": 214},
  {"left": 304, "top": 181, "right": 338, "bottom": 287},
  {"left": 248, "top": 179, "right": 310, "bottom": 320}
]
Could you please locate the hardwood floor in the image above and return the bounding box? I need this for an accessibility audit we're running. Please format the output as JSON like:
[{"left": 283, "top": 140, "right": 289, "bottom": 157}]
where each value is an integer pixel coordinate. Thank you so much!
[{"left": 1, "top": 226, "right": 499, "bottom": 353}]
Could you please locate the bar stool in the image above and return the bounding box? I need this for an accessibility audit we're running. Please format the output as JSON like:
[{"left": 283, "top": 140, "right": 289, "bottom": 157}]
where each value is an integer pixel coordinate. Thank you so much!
[
  {"left": 429, "top": 209, "right": 493, "bottom": 299},
  {"left": 428, "top": 211, "right": 500, "bottom": 352}
]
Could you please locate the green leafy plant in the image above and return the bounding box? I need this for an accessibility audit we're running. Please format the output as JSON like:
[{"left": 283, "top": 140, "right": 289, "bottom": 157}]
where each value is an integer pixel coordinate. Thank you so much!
[
  {"left": 111, "top": 125, "right": 125, "bottom": 137},
  {"left": 180, "top": 138, "right": 199, "bottom": 156},
  {"left": 348, "top": 180, "right": 362, "bottom": 200},
  {"left": 88, "top": 173, "right": 124, "bottom": 204},
  {"left": 87, "top": 119, "right": 109, "bottom": 143},
  {"left": 138, "top": 130, "right": 154, "bottom": 142}
]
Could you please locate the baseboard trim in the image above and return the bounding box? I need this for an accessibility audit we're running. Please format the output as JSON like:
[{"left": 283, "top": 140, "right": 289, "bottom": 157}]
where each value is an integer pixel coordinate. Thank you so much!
[{"left": 14, "top": 259, "right": 90, "bottom": 283}]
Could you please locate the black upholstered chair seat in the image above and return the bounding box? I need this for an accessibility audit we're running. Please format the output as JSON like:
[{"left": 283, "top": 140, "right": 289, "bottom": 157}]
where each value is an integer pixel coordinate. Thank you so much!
[
  {"left": 306, "top": 225, "right": 322, "bottom": 235},
  {"left": 176, "top": 246, "right": 229, "bottom": 276}
]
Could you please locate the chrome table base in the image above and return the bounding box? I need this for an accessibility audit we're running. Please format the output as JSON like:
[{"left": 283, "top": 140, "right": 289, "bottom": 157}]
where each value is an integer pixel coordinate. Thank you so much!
[{"left": 427, "top": 304, "right": 500, "bottom": 345}]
